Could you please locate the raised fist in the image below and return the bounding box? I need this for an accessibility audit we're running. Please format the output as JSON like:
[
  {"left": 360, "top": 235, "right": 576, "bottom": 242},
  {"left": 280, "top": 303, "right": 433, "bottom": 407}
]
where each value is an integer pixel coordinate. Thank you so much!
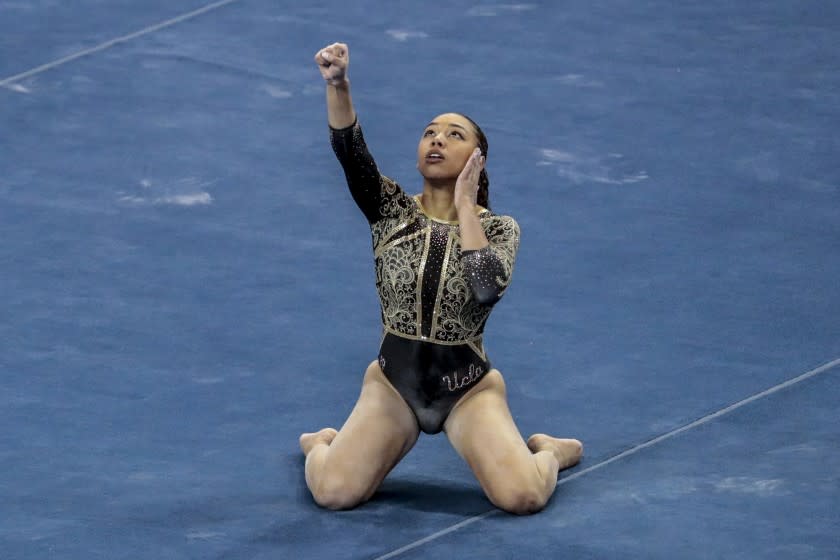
[{"left": 314, "top": 42, "right": 349, "bottom": 86}]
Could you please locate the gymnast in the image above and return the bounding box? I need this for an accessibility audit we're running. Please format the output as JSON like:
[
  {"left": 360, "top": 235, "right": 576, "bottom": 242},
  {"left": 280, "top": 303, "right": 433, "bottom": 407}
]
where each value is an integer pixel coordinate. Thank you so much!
[{"left": 300, "top": 42, "right": 583, "bottom": 515}]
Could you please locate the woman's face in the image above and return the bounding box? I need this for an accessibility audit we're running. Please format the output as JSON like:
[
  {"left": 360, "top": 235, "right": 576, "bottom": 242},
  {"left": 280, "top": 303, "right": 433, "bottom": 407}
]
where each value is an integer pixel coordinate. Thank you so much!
[{"left": 416, "top": 113, "right": 480, "bottom": 182}]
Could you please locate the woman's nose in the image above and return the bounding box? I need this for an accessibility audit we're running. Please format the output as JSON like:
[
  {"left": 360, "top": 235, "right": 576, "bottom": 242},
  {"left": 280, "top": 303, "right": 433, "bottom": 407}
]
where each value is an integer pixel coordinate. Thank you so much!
[{"left": 432, "top": 132, "right": 445, "bottom": 145}]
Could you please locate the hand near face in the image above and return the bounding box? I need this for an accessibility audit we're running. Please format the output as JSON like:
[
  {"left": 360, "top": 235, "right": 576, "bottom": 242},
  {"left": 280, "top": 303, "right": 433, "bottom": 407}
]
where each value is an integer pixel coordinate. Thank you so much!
[
  {"left": 454, "top": 148, "right": 485, "bottom": 211},
  {"left": 314, "top": 43, "right": 349, "bottom": 85}
]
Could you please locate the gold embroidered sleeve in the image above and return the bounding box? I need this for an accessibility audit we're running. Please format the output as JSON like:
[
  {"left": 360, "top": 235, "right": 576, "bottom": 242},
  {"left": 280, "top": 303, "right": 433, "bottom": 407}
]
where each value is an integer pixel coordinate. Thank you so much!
[{"left": 460, "top": 215, "right": 520, "bottom": 305}]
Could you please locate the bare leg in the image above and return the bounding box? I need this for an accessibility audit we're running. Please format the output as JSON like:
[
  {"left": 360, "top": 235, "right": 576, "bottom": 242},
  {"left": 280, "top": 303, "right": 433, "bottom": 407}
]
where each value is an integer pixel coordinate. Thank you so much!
[
  {"left": 444, "top": 370, "right": 582, "bottom": 515},
  {"left": 299, "top": 360, "right": 419, "bottom": 510}
]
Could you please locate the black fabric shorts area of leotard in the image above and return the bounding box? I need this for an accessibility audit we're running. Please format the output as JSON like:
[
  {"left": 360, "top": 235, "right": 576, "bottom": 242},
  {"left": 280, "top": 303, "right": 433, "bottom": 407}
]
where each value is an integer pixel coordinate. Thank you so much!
[{"left": 378, "top": 332, "right": 491, "bottom": 434}]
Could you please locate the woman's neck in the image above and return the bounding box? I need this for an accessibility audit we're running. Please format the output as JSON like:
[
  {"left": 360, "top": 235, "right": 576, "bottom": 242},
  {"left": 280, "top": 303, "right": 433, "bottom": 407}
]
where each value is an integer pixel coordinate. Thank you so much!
[{"left": 419, "top": 182, "right": 459, "bottom": 222}]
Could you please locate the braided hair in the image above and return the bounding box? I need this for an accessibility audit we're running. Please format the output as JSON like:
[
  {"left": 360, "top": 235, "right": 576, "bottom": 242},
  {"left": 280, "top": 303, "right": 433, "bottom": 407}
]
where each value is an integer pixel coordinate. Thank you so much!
[{"left": 456, "top": 113, "right": 490, "bottom": 210}]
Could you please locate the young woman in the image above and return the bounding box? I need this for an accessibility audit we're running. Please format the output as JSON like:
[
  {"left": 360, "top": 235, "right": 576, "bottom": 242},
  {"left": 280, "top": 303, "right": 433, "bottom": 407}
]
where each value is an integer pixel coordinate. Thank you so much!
[{"left": 300, "top": 42, "right": 583, "bottom": 515}]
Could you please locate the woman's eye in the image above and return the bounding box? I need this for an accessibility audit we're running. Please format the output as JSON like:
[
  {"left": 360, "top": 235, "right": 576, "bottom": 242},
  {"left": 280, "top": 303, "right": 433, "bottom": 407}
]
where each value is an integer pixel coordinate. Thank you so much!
[
  {"left": 424, "top": 130, "right": 435, "bottom": 137},
  {"left": 450, "top": 131, "right": 464, "bottom": 139}
]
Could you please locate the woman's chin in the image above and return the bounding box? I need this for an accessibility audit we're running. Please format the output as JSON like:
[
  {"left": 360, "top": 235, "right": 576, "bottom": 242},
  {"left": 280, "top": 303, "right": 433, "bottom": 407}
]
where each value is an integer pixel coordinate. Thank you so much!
[{"left": 419, "top": 167, "right": 457, "bottom": 183}]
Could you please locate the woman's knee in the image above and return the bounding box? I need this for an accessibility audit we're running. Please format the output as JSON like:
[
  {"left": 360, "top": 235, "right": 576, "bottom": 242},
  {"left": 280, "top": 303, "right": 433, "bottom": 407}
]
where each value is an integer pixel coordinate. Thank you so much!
[
  {"left": 482, "top": 468, "right": 551, "bottom": 515},
  {"left": 486, "top": 483, "right": 549, "bottom": 515},
  {"left": 311, "top": 470, "right": 371, "bottom": 510}
]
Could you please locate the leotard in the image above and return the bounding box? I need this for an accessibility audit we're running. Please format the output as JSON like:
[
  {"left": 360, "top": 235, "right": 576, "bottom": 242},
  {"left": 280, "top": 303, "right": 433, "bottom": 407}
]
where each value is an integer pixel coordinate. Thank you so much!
[{"left": 330, "top": 120, "right": 520, "bottom": 434}]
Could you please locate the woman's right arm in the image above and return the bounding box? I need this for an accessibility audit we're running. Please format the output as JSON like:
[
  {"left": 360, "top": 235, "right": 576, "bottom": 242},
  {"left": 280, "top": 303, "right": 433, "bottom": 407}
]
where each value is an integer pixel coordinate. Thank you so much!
[
  {"left": 315, "top": 43, "right": 409, "bottom": 224},
  {"left": 314, "top": 43, "right": 356, "bottom": 129}
]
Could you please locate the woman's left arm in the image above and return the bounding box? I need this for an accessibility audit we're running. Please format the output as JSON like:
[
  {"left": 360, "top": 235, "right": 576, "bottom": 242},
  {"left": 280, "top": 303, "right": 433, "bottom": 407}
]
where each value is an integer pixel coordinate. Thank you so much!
[{"left": 456, "top": 150, "right": 521, "bottom": 305}]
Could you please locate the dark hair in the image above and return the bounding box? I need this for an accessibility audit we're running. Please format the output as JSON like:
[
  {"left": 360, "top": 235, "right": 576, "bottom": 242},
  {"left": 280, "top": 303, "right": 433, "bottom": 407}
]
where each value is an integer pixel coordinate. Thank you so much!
[{"left": 456, "top": 113, "right": 490, "bottom": 210}]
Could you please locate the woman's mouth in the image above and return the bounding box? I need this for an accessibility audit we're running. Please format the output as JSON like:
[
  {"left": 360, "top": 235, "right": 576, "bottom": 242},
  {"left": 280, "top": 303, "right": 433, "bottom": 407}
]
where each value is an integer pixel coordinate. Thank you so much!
[{"left": 425, "top": 151, "right": 445, "bottom": 164}]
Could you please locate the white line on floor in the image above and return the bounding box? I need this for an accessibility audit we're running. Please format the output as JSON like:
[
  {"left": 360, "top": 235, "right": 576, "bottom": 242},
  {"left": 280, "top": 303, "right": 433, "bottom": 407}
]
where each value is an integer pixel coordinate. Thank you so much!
[{"left": 0, "top": 0, "right": 242, "bottom": 88}]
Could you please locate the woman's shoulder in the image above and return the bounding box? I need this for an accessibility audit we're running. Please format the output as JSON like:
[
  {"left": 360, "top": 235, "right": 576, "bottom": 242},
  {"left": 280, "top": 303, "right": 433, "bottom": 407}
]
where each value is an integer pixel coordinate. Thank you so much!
[
  {"left": 479, "top": 211, "right": 520, "bottom": 243},
  {"left": 368, "top": 175, "right": 415, "bottom": 222},
  {"left": 480, "top": 210, "right": 519, "bottom": 228}
]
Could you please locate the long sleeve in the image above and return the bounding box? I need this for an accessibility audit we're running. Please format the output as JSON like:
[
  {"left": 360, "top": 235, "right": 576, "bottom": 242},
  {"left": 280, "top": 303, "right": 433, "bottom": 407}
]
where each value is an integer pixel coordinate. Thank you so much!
[
  {"left": 461, "top": 215, "right": 520, "bottom": 305},
  {"left": 330, "top": 119, "right": 411, "bottom": 224}
]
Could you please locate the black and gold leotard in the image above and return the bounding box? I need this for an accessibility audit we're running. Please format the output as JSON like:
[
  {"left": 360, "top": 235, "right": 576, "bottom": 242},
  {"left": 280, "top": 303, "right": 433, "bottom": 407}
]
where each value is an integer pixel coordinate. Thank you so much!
[{"left": 331, "top": 120, "right": 520, "bottom": 434}]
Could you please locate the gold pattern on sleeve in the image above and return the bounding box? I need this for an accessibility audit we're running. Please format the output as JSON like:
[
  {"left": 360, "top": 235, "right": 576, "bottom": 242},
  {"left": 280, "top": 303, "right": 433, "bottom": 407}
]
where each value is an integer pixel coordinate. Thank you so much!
[{"left": 485, "top": 215, "right": 520, "bottom": 289}]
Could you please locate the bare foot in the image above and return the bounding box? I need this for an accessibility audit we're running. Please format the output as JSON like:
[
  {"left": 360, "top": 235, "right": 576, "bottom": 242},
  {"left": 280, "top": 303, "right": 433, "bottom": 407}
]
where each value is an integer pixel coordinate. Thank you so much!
[
  {"left": 526, "top": 434, "right": 583, "bottom": 471},
  {"left": 299, "top": 428, "right": 338, "bottom": 456}
]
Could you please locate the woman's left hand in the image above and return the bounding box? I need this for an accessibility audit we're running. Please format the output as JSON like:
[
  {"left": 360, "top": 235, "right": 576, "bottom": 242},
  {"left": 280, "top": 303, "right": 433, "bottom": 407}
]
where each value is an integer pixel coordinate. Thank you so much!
[{"left": 454, "top": 148, "right": 485, "bottom": 212}]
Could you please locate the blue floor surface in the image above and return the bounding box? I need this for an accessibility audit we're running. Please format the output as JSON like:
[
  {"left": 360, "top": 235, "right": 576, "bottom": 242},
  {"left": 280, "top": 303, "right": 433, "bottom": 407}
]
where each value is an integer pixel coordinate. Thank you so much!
[
  {"left": 393, "top": 366, "right": 840, "bottom": 559},
  {"left": 2, "top": 1, "right": 839, "bottom": 558}
]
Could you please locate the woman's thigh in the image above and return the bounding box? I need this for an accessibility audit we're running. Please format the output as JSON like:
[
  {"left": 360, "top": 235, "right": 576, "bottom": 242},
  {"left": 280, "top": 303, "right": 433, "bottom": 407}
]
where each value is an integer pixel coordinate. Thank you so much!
[
  {"left": 443, "top": 370, "right": 551, "bottom": 510},
  {"left": 316, "top": 361, "right": 420, "bottom": 501}
]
